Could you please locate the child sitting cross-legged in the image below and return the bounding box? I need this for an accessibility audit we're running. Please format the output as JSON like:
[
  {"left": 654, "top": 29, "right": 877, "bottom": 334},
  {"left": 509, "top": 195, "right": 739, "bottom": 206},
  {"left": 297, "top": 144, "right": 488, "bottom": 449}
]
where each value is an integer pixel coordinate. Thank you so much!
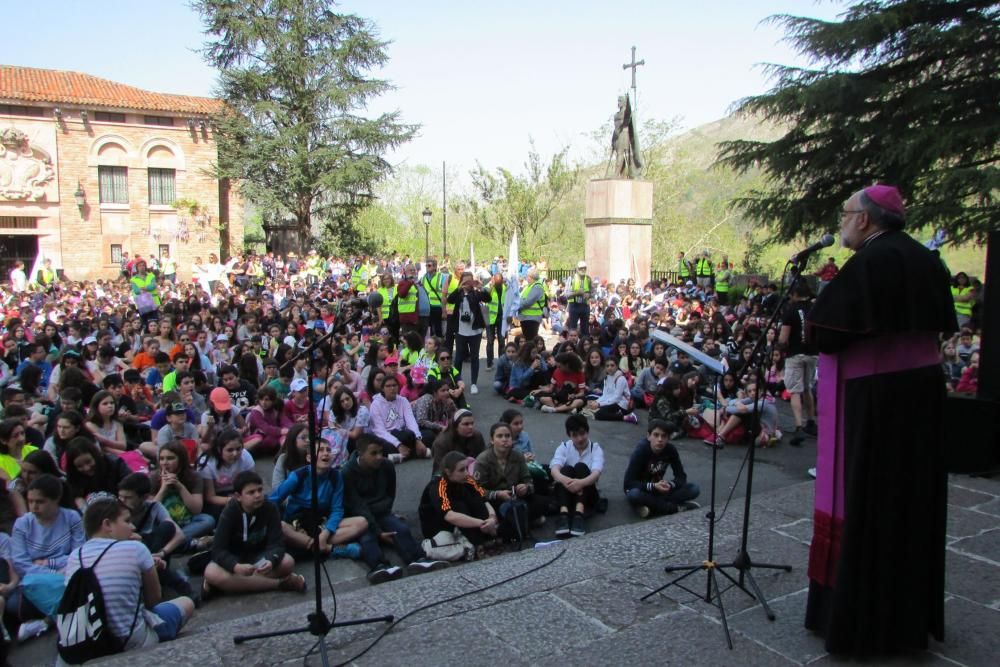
[
  {"left": 623, "top": 419, "right": 701, "bottom": 518},
  {"left": 550, "top": 414, "right": 605, "bottom": 539},
  {"left": 202, "top": 471, "right": 306, "bottom": 599},
  {"left": 268, "top": 438, "right": 366, "bottom": 560}
]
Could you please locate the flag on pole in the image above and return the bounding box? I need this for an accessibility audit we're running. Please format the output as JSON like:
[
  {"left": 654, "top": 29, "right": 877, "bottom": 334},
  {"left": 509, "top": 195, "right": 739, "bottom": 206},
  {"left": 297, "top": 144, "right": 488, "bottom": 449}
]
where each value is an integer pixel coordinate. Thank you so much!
[
  {"left": 470, "top": 243, "right": 476, "bottom": 273},
  {"left": 501, "top": 233, "right": 520, "bottom": 337}
]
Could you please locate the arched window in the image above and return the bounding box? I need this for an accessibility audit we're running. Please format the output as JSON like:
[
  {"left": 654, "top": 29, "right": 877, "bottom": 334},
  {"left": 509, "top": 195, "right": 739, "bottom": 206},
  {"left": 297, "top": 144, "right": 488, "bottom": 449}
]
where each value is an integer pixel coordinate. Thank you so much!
[{"left": 141, "top": 139, "right": 185, "bottom": 207}]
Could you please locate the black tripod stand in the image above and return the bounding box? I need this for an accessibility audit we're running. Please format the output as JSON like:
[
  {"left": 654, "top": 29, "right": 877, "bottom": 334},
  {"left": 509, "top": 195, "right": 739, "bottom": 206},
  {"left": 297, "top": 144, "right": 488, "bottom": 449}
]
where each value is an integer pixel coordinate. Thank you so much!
[{"left": 233, "top": 326, "right": 392, "bottom": 665}]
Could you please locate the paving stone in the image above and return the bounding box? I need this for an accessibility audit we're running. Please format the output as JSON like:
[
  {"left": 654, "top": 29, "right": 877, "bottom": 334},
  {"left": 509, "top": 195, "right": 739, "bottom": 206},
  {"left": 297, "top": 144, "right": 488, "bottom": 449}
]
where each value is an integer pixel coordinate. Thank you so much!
[
  {"left": 949, "top": 528, "right": 1000, "bottom": 565},
  {"left": 948, "top": 475, "right": 1000, "bottom": 499},
  {"left": 752, "top": 480, "right": 816, "bottom": 521},
  {"left": 461, "top": 591, "right": 612, "bottom": 659},
  {"left": 945, "top": 506, "right": 1000, "bottom": 542},
  {"left": 932, "top": 595, "right": 1000, "bottom": 667},
  {"left": 553, "top": 571, "right": 677, "bottom": 630},
  {"left": 974, "top": 496, "right": 1000, "bottom": 518},
  {"left": 771, "top": 517, "right": 815, "bottom": 545},
  {"left": 946, "top": 484, "right": 996, "bottom": 509},
  {"left": 534, "top": 606, "right": 797, "bottom": 667},
  {"left": 944, "top": 549, "right": 1000, "bottom": 608},
  {"left": 729, "top": 588, "right": 828, "bottom": 664}
]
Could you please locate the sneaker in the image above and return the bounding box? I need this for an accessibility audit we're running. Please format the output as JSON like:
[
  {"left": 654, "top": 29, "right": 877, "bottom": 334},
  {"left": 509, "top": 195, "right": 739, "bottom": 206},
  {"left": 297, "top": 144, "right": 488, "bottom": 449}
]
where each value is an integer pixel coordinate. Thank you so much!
[
  {"left": 540, "top": 405, "right": 557, "bottom": 413},
  {"left": 669, "top": 430, "right": 685, "bottom": 441},
  {"left": 623, "top": 412, "right": 639, "bottom": 424},
  {"left": 405, "top": 559, "right": 450, "bottom": 576},
  {"left": 531, "top": 515, "right": 546, "bottom": 527},
  {"left": 278, "top": 573, "right": 308, "bottom": 593},
  {"left": 803, "top": 419, "right": 818, "bottom": 436},
  {"left": 807, "top": 467, "right": 817, "bottom": 479},
  {"left": 367, "top": 565, "right": 404, "bottom": 585},
  {"left": 191, "top": 535, "right": 214, "bottom": 551},
  {"left": 470, "top": 384, "right": 479, "bottom": 395},
  {"left": 555, "top": 514, "right": 571, "bottom": 537},
  {"left": 789, "top": 430, "right": 805, "bottom": 447},
  {"left": 635, "top": 504, "right": 651, "bottom": 519},
  {"left": 681, "top": 500, "right": 701, "bottom": 511},
  {"left": 569, "top": 515, "right": 586, "bottom": 537},
  {"left": 486, "top": 363, "right": 494, "bottom": 371},
  {"left": 16, "top": 619, "right": 48, "bottom": 642},
  {"left": 331, "top": 543, "right": 362, "bottom": 560},
  {"left": 580, "top": 408, "right": 595, "bottom": 418},
  {"left": 388, "top": 453, "right": 403, "bottom": 464}
]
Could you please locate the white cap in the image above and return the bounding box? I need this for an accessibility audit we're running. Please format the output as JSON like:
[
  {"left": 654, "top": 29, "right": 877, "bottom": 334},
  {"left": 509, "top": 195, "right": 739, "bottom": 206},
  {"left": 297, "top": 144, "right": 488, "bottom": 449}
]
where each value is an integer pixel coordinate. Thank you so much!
[
  {"left": 577, "top": 261, "right": 587, "bottom": 269},
  {"left": 283, "top": 335, "right": 297, "bottom": 346},
  {"left": 289, "top": 378, "right": 308, "bottom": 392},
  {"left": 83, "top": 335, "right": 98, "bottom": 345}
]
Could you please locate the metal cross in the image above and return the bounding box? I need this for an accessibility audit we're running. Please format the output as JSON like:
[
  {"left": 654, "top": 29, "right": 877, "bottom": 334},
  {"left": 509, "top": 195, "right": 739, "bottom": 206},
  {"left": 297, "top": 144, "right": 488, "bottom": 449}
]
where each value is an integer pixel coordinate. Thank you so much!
[{"left": 622, "top": 45, "right": 645, "bottom": 114}]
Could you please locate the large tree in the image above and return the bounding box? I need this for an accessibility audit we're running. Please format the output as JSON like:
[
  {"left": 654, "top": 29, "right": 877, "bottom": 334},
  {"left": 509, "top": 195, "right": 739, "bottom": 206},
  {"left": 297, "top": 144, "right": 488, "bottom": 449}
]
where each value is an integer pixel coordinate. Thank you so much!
[
  {"left": 717, "top": 0, "right": 999, "bottom": 245},
  {"left": 460, "top": 143, "right": 578, "bottom": 248},
  {"left": 194, "top": 0, "right": 417, "bottom": 250}
]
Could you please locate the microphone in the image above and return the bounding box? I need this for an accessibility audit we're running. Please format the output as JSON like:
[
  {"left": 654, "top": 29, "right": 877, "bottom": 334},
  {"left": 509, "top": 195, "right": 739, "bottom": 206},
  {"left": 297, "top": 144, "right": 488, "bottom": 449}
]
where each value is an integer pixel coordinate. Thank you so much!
[{"left": 791, "top": 234, "right": 835, "bottom": 264}]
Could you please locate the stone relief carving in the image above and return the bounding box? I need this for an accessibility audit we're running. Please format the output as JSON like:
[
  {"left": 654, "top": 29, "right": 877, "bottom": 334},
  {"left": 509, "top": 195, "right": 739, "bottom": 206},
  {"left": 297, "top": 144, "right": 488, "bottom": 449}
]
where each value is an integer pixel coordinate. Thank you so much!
[{"left": 0, "top": 128, "right": 56, "bottom": 201}]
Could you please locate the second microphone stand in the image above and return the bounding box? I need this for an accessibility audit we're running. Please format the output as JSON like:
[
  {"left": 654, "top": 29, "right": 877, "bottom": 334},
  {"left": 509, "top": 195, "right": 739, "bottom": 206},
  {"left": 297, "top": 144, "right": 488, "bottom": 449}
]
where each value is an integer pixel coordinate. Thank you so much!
[{"left": 234, "top": 325, "right": 392, "bottom": 666}]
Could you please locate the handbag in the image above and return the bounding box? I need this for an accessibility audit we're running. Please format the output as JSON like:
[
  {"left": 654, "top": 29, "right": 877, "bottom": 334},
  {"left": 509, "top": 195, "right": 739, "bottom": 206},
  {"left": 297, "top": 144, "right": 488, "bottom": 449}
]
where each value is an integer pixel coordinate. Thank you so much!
[
  {"left": 135, "top": 292, "right": 156, "bottom": 314},
  {"left": 420, "top": 529, "right": 475, "bottom": 562}
]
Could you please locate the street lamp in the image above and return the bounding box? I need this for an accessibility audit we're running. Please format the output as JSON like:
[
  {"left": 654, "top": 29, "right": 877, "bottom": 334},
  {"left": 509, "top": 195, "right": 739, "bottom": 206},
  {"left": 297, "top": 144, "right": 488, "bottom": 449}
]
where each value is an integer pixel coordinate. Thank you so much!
[{"left": 422, "top": 206, "right": 432, "bottom": 260}]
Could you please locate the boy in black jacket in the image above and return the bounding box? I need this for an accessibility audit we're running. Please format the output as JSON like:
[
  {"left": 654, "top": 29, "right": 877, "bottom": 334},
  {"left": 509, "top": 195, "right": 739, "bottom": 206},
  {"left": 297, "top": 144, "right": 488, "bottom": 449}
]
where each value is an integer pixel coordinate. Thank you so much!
[
  {"left": 342, "top": 435, "right": 447, "bottom": 585},
  {"left": 623, "top": 419, "right": 701, "bottom": 517},
  {"left": 203, "top": 471, "right": 306, "bottom": 597}
]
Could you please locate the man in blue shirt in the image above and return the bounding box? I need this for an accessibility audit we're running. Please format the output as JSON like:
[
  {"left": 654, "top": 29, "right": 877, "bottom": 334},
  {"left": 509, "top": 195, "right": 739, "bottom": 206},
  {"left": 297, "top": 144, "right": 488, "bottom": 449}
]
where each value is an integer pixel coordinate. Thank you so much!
[{"left": 15, "top": 342, "right": 52, "bottom": 392}]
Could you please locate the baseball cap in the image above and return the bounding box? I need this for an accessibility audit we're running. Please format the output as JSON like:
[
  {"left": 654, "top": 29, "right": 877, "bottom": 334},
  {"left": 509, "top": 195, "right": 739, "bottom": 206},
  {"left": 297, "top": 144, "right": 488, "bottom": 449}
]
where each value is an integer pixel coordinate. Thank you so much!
[
  {"left": 215, "top": 333, "right": 229, "bottom": 342},
  {"left": 577, "top": 261, "right": 587, "bottom": 269},
  {"left": 385, "top": 354, "right": 399, "bottom": 365},
  {"left": 209, "top": 387, "right": 232, "bottom": 411},
  {"left": 83, "top": 335, "right": 98, "bottom": 346},
  {"left": 289, "top": 378, "right": 308, "bottom": 393},
  {"left": 166, "top": 402, "right": 187, "bottom": 415}
]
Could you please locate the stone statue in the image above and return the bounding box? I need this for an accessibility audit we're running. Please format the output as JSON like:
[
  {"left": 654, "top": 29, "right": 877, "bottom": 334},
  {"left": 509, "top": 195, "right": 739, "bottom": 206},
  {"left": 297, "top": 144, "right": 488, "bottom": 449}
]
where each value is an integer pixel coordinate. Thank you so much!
[
  {"left": 0, "top": 128, "right": 55, "bottom": 201},
  {"left": 606, "top": 94, "right": 642, "bottom": 179}
]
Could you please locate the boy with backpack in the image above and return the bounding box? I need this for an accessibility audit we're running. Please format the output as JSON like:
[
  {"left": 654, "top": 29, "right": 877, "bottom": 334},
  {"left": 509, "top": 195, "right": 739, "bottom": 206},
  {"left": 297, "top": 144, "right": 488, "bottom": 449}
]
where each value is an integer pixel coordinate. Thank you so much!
[{"left": 57, "top": 498, "right": 194, "bottom": 663}]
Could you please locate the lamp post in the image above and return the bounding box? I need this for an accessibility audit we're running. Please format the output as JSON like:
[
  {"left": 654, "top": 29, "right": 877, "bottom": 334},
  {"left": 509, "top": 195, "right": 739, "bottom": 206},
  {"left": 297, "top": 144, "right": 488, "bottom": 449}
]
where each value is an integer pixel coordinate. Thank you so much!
[
  {"left": 422, "top": 207, "right": 432, "bottom": 261},
  {"left": 73, "top": 181, "right": 86, "bottom": 215}
]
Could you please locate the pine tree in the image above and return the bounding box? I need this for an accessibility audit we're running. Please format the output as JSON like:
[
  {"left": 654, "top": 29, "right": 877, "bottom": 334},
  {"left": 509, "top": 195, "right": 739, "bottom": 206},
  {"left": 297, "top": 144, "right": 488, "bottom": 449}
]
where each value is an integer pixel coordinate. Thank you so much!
[
  {"left": 194, "top": 0, "right": 417, "bottom": 251},
  {"left": 717, "top": 0, "right": 999, "bottom": 244}
]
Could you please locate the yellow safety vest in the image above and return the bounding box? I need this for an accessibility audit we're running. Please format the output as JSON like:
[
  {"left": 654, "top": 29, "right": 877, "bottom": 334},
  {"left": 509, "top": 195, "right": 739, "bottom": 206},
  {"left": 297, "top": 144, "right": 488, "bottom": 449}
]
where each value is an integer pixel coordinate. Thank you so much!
[
  {"left": 397, "top": 287, "right": 417, "bottom": 314},
  {"left": 486, "top": 284, "right": 502, "bottom": 322},
  {"left": 570, "top": 275, "right": 591, "bottom": 304},
  {"left": 716, "top": 267, "right": 730, "bottom": 293},
  {"left": 422, "top": 272, "right": 447, "bottom": 307},
  {"left": 696, "top": 258, "right": 713, "bottom": 277},
  {"left": 952, "top": 286, "right": 973, "bottom": 317},
  {"left": 377, "top": 286, "right": 395, "bottom": 319},
  {"left": 519, "top": 281, "right": 546, "bottom": 317},
  {"left": 130, "top": 272, "right": 160, "bottom": 305},
  {"left": 678, "top": 259, "right": 691, "bottom": 278}
]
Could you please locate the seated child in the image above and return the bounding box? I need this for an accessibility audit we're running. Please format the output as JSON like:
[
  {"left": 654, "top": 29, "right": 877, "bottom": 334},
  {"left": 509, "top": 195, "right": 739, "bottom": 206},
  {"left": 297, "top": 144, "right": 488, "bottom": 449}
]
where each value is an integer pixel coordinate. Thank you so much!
[
  {"left": 342, "top": 435, "right": 448, "bottom": 584},
  {"left": 550, "top": 414, "right": 604, "bottom": 539},
  {"left": 623, "top": 419, "right": 701, "bottom": 517},
  {"left": 203, "top": 471, "right": 306, "bottom": 598}
]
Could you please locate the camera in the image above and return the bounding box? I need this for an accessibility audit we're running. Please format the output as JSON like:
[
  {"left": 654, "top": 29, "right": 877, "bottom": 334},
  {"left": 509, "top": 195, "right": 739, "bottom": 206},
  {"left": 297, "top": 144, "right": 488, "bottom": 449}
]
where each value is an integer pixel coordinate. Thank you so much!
[{"left": 460, "top": 312, "right": 472, "bottom": 323}]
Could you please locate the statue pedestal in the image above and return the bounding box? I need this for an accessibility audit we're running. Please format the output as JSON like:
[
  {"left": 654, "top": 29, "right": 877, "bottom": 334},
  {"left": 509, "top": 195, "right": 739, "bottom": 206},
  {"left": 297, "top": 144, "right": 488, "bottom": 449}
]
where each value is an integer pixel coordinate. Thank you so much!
[{"left": 584, "top": 179, "right": 653, "bottom": 285}]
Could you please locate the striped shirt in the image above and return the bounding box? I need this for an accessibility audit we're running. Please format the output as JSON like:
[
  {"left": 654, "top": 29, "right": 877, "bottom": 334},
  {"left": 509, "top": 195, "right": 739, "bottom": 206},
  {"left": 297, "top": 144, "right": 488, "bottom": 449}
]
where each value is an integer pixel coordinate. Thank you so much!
[
  {"left": 63, "top": 539, "right": 156, "bottom": 649},
  {"left": 11, "top": 509, "right": 85, "bottom": 576}
]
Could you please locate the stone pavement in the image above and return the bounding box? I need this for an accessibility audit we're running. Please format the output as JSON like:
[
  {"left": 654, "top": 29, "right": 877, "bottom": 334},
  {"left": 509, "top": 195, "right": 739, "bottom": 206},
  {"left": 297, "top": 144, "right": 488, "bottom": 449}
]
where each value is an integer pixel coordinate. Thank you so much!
[{"left": 91, "top": 474, "right": 1000, "bottom": 667}]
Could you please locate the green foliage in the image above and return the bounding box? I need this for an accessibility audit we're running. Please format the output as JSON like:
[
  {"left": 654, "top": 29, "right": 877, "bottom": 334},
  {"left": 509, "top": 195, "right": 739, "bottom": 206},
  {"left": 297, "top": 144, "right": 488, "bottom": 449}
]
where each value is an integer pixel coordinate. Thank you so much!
[
  {"left": 458, "top": 143, "right": 579, "bottom": 246},
  {"left": 194, "top": 0, "right": 417, "bottom": 248},
  {"left": 717, "top": 0, "right": 1000, "bottom": 245}
]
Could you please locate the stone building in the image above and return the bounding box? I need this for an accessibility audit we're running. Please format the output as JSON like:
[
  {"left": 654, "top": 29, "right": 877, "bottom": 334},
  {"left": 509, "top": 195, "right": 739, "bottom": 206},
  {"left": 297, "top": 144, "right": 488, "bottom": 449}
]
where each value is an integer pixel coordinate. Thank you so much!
[{"left": 0, "top": 65, "right": 243, "bottom": 281}]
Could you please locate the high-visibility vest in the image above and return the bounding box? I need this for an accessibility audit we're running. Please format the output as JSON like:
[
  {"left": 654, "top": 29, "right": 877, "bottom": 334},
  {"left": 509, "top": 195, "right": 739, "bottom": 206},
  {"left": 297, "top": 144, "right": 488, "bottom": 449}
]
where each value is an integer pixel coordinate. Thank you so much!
[
  {"left": 428, "top": 364, "right": 459, "bottom": 383},
  {"left": 696, "top": 258, "right": 713, "bottom": 277},
  {"left": 377, "top": 286, "right": 395, "bottom": 319},
  {"left": 952, "top": 286, "right": 973, "bottom": 317},
  {"left": 422, "top": 272, "right": 447, "bottom": 307},
  {"left": 716, "top": 268, "right": 730, "bottom": 293},
  {"left": 39, "top": 268, "right": 55, "bottom": 285},
  {"left": 570, "top": 275, "right": 591, "bottom": 304},
  {"left": 519, "top": 281, "right": 546, "bottom": 317},
  {"left": 486, "top": 284, "right": 503, "bottom": 322},
  {"left": 678, "top": 259, "right": 691, "bottom": 278},
  {"left": 351, "top": 266, "right": 365, "bottom": 289},
  {"left": 397, "top": 287, "right": 417, "bottom": 314},
  {"left": 130, "top": 272, "right": 160, "bottom": 305}
]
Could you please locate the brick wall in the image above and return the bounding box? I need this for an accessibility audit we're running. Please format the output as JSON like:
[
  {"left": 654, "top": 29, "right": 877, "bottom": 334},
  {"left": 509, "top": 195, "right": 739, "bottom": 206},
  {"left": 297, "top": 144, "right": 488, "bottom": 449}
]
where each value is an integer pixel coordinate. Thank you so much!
[{"left": 0, "top": 108, "right": 242, "bottom": 281}]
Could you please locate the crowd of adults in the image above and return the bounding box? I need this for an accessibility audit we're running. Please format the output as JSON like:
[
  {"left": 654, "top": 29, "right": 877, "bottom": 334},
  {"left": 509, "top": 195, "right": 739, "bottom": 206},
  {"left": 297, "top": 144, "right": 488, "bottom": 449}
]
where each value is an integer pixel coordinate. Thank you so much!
[{"left": 0, "top": 243, "right": 983, "bottom": 662}]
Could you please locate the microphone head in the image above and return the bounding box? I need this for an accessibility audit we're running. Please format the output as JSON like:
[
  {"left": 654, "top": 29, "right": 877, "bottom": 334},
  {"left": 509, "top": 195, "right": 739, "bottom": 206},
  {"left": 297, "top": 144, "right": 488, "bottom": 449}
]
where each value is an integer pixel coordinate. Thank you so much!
[{"left": 820, "top": 233, "right": 835, "bottom": 248}]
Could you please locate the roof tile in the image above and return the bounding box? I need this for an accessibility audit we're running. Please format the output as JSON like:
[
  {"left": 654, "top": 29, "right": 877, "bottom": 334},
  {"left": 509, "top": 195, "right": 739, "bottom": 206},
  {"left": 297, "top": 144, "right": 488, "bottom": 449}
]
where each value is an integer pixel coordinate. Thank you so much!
[{"left": 0, "top": 66, "right": 223, "bottom": 115}]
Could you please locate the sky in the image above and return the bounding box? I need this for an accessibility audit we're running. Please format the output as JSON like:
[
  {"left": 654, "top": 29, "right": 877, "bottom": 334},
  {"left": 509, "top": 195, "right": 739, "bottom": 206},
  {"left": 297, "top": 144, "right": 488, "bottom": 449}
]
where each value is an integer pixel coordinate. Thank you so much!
[{"left": 1, "top": 1, "right": 848, "bottom": 175}]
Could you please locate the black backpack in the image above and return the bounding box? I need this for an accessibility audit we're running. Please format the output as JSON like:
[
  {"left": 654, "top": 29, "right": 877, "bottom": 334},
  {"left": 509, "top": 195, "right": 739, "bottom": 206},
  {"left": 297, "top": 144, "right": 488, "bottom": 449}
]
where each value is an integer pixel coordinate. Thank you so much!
[{"left": 56, "top": 541, "right": 141, "bottom": 665}]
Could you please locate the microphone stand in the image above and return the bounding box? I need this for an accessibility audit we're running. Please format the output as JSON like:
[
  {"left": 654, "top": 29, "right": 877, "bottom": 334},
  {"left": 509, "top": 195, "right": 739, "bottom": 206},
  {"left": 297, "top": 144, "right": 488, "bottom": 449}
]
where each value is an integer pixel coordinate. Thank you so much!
[{"left": 233, "top": 325, "right": 392, "bottom": 665}]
